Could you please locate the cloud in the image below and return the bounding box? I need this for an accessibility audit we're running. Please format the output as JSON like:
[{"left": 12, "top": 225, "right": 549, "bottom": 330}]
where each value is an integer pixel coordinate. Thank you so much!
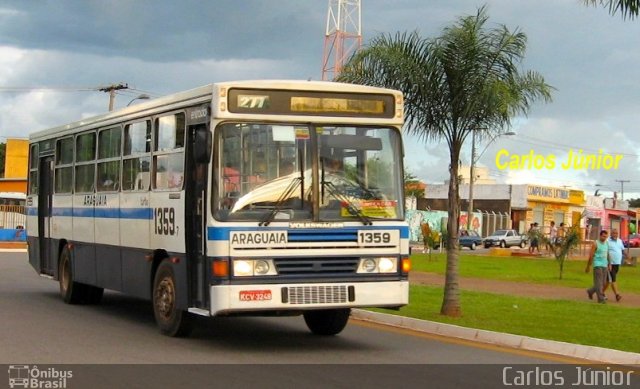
[
  {"left": 0, "top": 46, "right": 301, "bottom": 135},
  {"left": 0, "top": 0, "right": 639, "bottom": 195},
  {"left": 0, "top": 1, "right": 324, "bottom": 62}
]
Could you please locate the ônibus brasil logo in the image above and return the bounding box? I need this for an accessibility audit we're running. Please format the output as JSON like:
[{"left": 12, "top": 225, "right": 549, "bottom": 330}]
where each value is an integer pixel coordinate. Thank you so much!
[{"left": 8, "top": 365, "right": 72, "bottom": 388}]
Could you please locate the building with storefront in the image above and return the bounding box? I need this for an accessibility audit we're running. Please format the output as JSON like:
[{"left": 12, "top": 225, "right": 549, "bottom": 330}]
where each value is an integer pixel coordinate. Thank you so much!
[
  {"left": 584, "top": 195, "right": 605, "bottom": 240},
  {"left": 0, "top": 138, "right": 28, "bottom": 193},
  {"left": 422, "top": 183, "right": 585, "bottom": 235},
  {"left": 525, "top": 185, "right": 585, "bottom": 233},
  {"left": 603, "top": 197, "right": 630, "bottom": 238}
]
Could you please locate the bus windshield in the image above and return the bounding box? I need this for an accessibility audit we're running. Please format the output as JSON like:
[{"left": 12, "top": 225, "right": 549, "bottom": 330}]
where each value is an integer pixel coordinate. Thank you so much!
[{"left": 214, "top": 123, "right": 403, "bottom": 222}]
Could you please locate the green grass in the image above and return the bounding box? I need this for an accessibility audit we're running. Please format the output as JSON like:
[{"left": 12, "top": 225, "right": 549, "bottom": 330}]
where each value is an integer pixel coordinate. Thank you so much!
[
  {"left": 411, "top": 253, "right": 640, "bottom": 294},
  {"left": 372, "top": 285, "right": 640, "bottom": 353}
]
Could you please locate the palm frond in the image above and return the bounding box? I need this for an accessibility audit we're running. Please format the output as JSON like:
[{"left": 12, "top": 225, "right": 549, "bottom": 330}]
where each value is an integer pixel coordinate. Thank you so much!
[{"left": 584, "top": 0, "right": 639, "bottom": 19}]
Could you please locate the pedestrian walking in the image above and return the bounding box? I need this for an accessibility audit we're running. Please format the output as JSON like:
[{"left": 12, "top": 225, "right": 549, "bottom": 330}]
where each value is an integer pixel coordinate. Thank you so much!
[
  {"left": 528, "top": 222, "right": 540, "bottom": 254},
  {"left": 586, "top": 230, "right": 611, "bottom": 304},
  {"left": 547, "top": 221, "right": 558, "bottom": 255},
  {"left": 527, "top": 223, "right": 536, "bottom": 254},
  {"left": 604, "top": 229, "right": 626, "bottom": 302}
]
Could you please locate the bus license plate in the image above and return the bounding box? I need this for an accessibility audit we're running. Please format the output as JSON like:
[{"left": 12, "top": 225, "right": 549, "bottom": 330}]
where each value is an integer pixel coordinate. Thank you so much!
[{"left": 239, "top": 290, "right": 272, "bottom": 301}]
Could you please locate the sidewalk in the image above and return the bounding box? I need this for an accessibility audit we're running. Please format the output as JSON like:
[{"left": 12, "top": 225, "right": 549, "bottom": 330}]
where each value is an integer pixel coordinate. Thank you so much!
[
  {"left": 0, "top": 242, "right": 27, "bottom": 250},
  {"left": 409, "top": 271, "right": 640, "bottom": 307}
]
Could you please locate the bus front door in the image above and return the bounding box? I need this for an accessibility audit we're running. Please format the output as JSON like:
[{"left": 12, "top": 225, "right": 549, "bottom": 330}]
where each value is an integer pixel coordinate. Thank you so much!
[
  {"left": 185, "top": 123, "right": 210, "bottom": 309},
  {"left": 38, "top": 157, "right": 55, "bottom": 276}
]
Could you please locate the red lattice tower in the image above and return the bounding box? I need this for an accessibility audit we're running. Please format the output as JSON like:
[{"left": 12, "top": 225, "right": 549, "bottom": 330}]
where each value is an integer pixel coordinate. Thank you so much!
[{"left": 321, "top": 0, "right": 362, "bottom": 81}]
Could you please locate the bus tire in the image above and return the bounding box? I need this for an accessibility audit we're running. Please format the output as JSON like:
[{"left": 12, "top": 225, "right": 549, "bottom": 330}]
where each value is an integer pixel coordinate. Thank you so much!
[
  {"left": 153, "top": 261, "right": 192, "bottom": 337},
  {"left": 303, "top": 308, "right": 350, "bottom": 336},
  {"left": 59, "top": 246, "right": 86, "bottom": 304},
  {"left": 83, "top": 285, "right": 104, "bottom": 305}
]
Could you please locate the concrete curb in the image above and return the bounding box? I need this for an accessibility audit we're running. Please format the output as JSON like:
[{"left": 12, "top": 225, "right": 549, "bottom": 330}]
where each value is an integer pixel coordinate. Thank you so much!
[
  {"left": 0, "top": 248, "right": 27, "bottom": 253},
  {"left": 352, "top": 309, "right": 640, "bottom": 365}
]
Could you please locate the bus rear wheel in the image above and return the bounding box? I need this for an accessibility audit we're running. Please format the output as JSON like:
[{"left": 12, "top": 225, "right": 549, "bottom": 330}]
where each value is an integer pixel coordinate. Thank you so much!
[
  {"left": 153, "top": 261, "right": 192, "bottom": 337},
  {"left": 303, "top": 308, "right": 350, "bottom": 336}
]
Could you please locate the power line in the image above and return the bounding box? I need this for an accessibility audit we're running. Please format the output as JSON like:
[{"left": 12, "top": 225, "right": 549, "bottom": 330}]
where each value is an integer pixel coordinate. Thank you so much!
[
  {"left": 0, "top": 85, "right": 161, "bottom": 98},
  {"left": 0, "top": 86, "right": 98, "bottom": 92},
  {"left": 514, "top": 134, "right": 640, "bottom": 158}
]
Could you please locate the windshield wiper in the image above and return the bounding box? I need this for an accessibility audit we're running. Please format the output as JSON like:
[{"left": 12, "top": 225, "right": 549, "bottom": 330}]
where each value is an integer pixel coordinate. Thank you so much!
[
  {"left": 322, "top": 180, "right": 372, "bottom": 226},
  {"left": 259, "top": 177, "right": 302, "bottom": 227}
]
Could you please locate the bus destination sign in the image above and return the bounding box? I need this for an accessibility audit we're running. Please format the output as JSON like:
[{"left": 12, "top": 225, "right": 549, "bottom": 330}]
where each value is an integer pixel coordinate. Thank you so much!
[{"left": 228, "top": 88, "right": 395, "bottom": 118}]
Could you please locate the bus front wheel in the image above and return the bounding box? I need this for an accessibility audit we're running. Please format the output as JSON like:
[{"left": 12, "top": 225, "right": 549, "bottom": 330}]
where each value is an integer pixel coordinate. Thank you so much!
[
  {"left": 152, "top": 261, "right": 192, "bottom": 337},
  {"left": 303, "top": 308, "right": 350, "bottom": 336}
]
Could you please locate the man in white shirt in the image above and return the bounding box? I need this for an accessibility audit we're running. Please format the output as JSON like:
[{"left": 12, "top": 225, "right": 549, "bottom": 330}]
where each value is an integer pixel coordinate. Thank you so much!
[
  {"left": 605, "top": 229, "right": 627, "bottom": 302},
  {"left": 546, "top": 221, "right": 558, "bottom": 255}
]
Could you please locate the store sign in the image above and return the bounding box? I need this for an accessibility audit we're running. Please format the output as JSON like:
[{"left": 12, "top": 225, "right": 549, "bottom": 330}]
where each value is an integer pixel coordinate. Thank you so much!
[
  {"left": 569, "top": 190, "right": 585, "bottom": 206},
  {"left": 527, "top": 185, "right": 569, "bottom": 202}
]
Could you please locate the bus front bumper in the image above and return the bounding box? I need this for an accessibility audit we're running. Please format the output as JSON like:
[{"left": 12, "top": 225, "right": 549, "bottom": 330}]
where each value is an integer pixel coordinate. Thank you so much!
[{"left": 209, "top": 281, "right": 409, "bottom": 316}]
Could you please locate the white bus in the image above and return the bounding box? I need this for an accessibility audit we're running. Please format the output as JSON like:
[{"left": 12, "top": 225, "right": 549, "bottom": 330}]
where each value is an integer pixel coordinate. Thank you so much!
[{"left": 27, "top": 80, "right": 409, "bottom": 336}]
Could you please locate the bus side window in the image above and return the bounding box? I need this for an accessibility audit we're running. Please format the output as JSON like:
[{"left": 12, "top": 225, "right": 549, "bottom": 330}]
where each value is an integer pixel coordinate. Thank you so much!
[
  {"left": 153, "top": 113, "right": 185, "bottom": 190},
  {"left": 135, "top": 172, "right": 150, "bottom": 190}
]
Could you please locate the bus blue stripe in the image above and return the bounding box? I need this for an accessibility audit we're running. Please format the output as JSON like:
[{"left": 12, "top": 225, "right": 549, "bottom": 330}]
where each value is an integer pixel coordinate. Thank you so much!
[
  {"left": 120, "top": 208, "right": 154, "bottom": 220},
  {"left": 207, "top": 225, "right": 408, "bottom": 241},
  {"left": 26, "top": 207, "right": 153, "bottom": 220}
]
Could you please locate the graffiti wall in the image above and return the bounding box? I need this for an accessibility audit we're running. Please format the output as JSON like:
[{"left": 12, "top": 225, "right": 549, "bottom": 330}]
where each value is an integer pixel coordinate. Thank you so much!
[{"left": 406, "top": 210, "right": 483, "bottom": 243}]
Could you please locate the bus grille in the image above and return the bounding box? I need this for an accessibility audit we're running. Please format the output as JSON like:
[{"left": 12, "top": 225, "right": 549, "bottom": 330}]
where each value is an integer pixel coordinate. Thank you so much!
[
  {"left": 287, "top": 285, "right": 348, "bottom": 305},
  {"left": 274, "top": 257, "right": 358, "bottom": 275}
]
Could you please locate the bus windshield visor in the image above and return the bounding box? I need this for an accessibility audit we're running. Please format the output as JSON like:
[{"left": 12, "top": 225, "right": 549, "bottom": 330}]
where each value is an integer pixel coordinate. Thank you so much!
[{"left": 214, "top": 123, "right": 403, "bottom": 222}]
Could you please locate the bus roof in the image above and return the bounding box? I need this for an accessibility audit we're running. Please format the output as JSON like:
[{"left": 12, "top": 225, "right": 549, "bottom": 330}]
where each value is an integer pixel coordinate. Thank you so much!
[{"left": 29, "top": 80, "right": 402, "bottom": 142}]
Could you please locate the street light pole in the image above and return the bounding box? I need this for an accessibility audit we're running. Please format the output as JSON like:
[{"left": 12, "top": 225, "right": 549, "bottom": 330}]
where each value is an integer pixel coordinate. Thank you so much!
[
  {"left": 467, "top": 130, "right": 477, "bottom": 232},
  {"left": 126, "top": 94, "right": 150, "bottom": 106},
  {"left": 466, "top": 130, "right": 516, "bottom": 232}
]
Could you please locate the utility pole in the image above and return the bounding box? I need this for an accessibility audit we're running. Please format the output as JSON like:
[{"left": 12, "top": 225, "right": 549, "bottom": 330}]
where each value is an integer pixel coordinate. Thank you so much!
[
  {"left": 615, "top": 179, "right": 630, "bottom": 200},
  {"left": 98, "top": 83, "right": 128, "bottom": 111}
]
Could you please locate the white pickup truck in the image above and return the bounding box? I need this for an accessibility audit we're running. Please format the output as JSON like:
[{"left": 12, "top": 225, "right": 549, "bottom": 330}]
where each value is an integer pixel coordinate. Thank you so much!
[{"left": 483, "top": 229, "right": 527, "bottom": 249}]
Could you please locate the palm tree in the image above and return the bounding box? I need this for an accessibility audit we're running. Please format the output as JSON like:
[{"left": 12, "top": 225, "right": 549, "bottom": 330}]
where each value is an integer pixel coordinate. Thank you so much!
[
  {"left": 584, "top": 0, "right": 639, "bottom": 19},
  {"left": 338, "top": 6, "right": 552, "bottom": 316}
]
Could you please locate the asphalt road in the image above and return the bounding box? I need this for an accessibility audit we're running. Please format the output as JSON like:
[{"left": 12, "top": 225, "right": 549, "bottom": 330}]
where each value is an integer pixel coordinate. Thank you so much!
[{"left": 0, "top": 252, "right": 588, "bottom": 388}]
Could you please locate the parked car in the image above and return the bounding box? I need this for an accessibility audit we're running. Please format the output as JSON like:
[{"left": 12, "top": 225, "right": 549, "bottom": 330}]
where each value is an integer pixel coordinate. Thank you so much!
[
  {"left": 483, "top": 229, "right": 527, "bottom": 248},
  {"left": 459, "top": 230, "right": 483, "bottom": 250},
  {"left": 623, "top": 233, "right": 640, "bottom": 248}
]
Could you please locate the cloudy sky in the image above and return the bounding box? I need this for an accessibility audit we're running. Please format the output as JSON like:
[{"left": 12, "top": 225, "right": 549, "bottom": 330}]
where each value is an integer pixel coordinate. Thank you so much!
[{"left": 1, "top": 0, "right": 639, "bottom": 197}]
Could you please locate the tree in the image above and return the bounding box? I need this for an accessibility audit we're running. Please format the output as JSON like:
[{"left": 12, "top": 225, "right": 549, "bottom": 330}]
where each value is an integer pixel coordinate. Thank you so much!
[
  {"left": 420, "top": 222, "right": 441, "bottom": 261},
  {"left": 404, "top": 170, "right": 425, "bottom": 199},
  {"left": 584, "top": 0, "right": 639, "bottom": 19},
  {"left": 338, "top": 6, "right": 552, "bottom": 316},
  {"left": 628, "top": 198, "right": 640, "bottom": 208},
  {"left": 538, "top": 226, "right": 582, "bottom": 279}
]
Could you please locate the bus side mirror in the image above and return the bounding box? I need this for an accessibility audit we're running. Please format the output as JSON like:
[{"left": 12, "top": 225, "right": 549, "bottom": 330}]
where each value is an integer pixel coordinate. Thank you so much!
[{"left": 194, "top": 127, "right": 212, "bottom": 164}]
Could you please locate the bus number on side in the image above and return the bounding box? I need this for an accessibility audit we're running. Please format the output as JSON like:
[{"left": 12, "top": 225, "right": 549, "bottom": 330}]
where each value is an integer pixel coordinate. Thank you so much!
[{"left": 154, "top": 207, "right": 176, "bottom": 236}]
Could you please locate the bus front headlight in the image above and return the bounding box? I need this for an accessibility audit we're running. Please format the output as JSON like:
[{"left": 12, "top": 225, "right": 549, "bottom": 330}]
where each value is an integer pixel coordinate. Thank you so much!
[
  {"left": 233, "top": 259, "right": 278, "bottom": 276},
  {"left": 357, "top": 257, "right": 398, "bottom": 273},
  {"left": 377, "top": 257, "right": 397, "bottom": 273},
  {"left": 234, "top": 260, "right": 253, "bottom": 277},
  {"left": 362, "top": 258, "right": 377, "bottom": 273},
  {"left": 254, "top": 260, "right": 270, "bottom": 275}
]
